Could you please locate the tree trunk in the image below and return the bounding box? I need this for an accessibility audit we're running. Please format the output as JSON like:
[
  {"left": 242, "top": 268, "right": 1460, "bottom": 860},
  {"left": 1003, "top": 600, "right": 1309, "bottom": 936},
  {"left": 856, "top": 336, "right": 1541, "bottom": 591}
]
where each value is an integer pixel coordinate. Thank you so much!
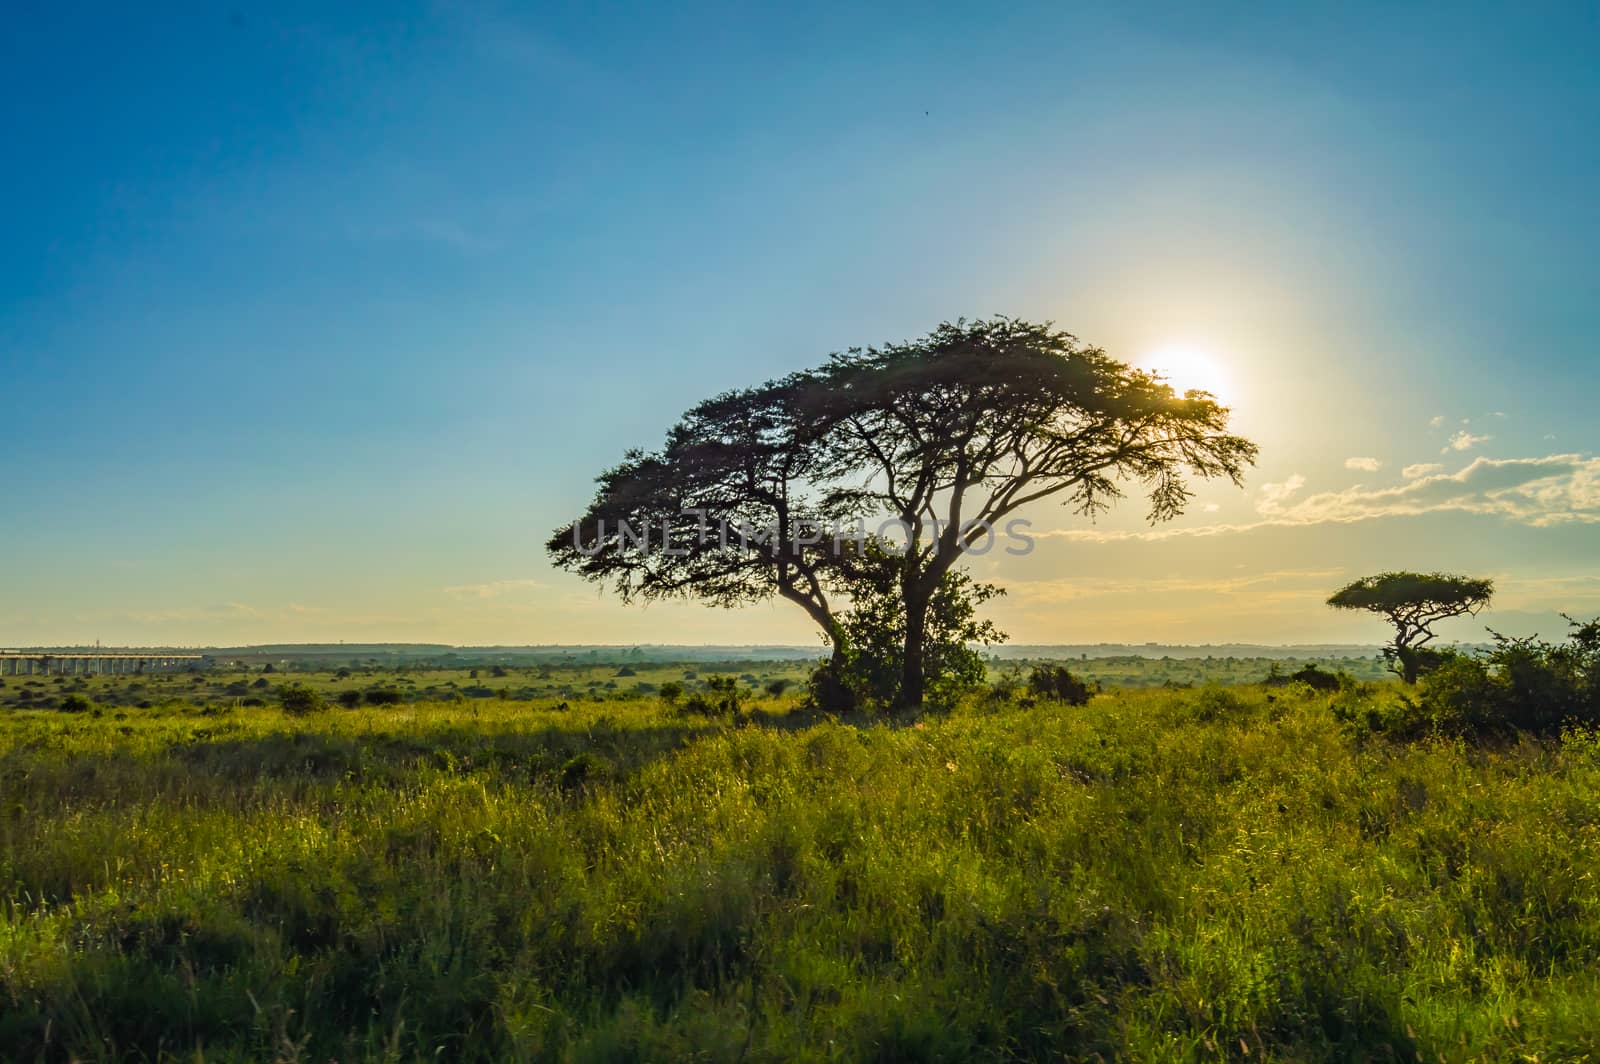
[
  {"left": 1400, "top": 649, "right": 1419, "bottom": 685},
  {"left": 898, "top": 595, "right": 929, "bottom": 711}
]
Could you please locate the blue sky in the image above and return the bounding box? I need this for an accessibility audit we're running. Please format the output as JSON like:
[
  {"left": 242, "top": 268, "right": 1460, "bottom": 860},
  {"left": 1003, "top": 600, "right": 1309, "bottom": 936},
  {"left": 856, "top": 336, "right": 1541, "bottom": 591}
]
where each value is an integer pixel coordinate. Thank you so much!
[{"left": 3, "top": 2, "right": 1597, "bottom": 647}]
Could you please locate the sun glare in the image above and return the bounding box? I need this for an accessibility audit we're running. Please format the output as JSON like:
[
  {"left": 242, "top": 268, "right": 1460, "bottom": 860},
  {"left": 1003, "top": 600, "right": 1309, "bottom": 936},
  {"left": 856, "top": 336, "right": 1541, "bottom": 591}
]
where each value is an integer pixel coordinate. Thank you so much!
[{"left": 1139, "top": 345, "right": 1232, "bottom": 402}]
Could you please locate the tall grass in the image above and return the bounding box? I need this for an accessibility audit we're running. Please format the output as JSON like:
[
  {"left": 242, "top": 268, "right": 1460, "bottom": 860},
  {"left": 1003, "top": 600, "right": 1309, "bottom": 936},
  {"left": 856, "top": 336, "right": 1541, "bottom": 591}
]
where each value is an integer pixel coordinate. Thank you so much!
[{"left": 2, "top": 684, "right": 1598, "bottom": 1061}]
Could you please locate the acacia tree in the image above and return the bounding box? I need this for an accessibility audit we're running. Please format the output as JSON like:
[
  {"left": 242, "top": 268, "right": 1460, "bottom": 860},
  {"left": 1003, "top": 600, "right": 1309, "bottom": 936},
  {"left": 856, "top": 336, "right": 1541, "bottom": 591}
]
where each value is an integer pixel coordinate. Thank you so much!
[
  {"left": 550, "top": 317, "right": 1258, "bottom": 709},
  {"left": 1327, "top": 571, "right": 1495, "bottom": 683},
  {"left": 794, "top": 317, "right": 1257, "bottom": 707}
]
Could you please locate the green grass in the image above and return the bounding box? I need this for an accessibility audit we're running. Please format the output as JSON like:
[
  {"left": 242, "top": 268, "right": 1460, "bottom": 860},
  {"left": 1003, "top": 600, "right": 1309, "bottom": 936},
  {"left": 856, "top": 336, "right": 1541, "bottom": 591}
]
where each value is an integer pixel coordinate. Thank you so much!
[{"left": 3, "top": 680, "right": 1599, "bottom": 1061}]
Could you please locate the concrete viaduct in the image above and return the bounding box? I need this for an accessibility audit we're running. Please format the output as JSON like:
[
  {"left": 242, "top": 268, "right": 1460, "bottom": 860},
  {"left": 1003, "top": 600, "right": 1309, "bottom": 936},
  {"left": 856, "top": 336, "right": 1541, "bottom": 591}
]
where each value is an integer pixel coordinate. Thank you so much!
[{"left": 0, "top": 652, "right": 205, "bottom": 676}]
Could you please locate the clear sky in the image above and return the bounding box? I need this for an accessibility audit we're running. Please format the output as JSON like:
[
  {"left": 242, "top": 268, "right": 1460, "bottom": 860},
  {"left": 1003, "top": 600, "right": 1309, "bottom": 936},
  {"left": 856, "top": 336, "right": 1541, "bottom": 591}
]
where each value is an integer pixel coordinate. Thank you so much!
[{"left": 3, "top": 2, "right": 1597, "bottom": 649}]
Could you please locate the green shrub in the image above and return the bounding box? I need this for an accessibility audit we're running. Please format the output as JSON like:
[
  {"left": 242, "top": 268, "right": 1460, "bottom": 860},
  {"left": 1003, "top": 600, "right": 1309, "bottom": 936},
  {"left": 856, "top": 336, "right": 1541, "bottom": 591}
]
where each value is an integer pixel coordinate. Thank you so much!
[
  {"left": 1028, "top": 664, "right": 1092, "bottom": 706},
  {"left": 58, "top": 693, "right": 93, "bottom": 713},
  {"left": 364, "top": 688, "right": 404, "bottom": 706},
  {"left": 803, "top": 657, "right": 862, "bottom": 714},
  {"left": 1358, "top": 618, "right": 1600, "bottom": 741},
  {"left": 335, "top": 690, "right": 362, "bottom": 709},
  {"left": 681, "top": 676, "right": 744, "bottom": 718},
  {"left": 277, "top": 684, "right": 325, "bottom": 716},
  {"left": 1288, "top": 664, "right": 1343, "bottom": 691}
]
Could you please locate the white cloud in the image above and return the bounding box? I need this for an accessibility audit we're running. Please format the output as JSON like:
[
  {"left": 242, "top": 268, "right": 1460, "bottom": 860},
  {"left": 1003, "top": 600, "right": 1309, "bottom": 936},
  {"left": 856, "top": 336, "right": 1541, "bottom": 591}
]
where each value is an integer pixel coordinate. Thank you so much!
[
  {"left": 1344, "top": 457, "right": 1382, "bottom": 472},
  {"left": 1402, "top": 463, "right": 1443, "bottom": 479},
  {"left": 1037, "top": 454, "right": 1600, "bottom": 542},
  {"left": 1444, "top": 430, "right": 1491, "bottom": 453},
  {"left": 1255, "top": 474, "right": 1306, "bottom": 515},
  {"left": 443, "top": 579, "right": 547, "bottom": 600},
  {"left": 1428, "top": 415, "right": 1446, "bottom": 429}
]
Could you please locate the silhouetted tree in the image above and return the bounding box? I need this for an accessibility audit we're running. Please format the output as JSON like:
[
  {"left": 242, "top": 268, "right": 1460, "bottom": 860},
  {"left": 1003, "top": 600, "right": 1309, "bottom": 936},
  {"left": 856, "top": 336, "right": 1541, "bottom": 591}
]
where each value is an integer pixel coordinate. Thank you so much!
[
  {"left": 551, "top": 317, "right": 1257, "bottom": 708},
  {"left": 1327, "top": 571, "right": 1494, "bottom": 683}
]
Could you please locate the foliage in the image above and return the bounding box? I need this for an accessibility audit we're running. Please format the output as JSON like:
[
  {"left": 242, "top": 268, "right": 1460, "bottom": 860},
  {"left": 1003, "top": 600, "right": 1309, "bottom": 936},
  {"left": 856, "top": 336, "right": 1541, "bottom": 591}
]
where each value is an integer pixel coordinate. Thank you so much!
[
  {"left": 808, "top": 548, "right": 1005, "bottom": 713},
  {"left": 1415, "top": 617, "right": 1600, "bottom": 738},
  {"left": 276, "top": 683, "right": 325, "bottom": 715},
  {"left": 1328, "top": 571, "right": 1495, "bottom": 683},
  {"left": 656, "top": 680, "right": 684, "bottom": 706},
  {"left": 681, "top": 675, "right": 746, "bottom": 718},
  {"left": 363, "top": 687, "right": 405, "bottom": 706},
  {"left": 335, "top": 689, "right": 363, "bottom": 709},
  {"left": 57, "top": 693, "right": 93, "bottom": 713},
  {"left": 1027, "top": 663, "right": 1093, "bottom": 705},
  {"left": 1287, "top": 664, "right": 1343, "bottom": 692}
]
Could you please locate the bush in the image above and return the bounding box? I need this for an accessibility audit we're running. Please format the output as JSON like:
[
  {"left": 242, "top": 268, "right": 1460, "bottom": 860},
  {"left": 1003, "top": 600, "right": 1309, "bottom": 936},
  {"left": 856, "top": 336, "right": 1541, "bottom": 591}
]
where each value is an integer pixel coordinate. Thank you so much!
[
  {"left": 1028, "top": 664, "right": 1092, "bottom": 706},
  {"left": 58, "top": 693, "right": 93, "bottom": 713},
  {"left": 277, "top": 684, "right": 325, "bottom": 716},
  {"left": 336, "top": 690, "right": 363, "bottom": 709},
  {"left": 763, "top": 678, "right": 791, "bottom": 698},
  {"left": 804, "top": 658, "right": 862, "bottom": 714},
  {"left": 364, "top": 688, "right": 404, "bottom": 706},
  {"left": 987, "top": 668, "right": 1024, "bottom": 705},
  {"left": 657, "top": 681, "right": 683, "bottom": 706},
  {"left": 1365, "top": 618, "right": 1600, "bottom": 741},
  {"left": 681, "top": 675, "right": 745, "bottom": 718},
  {"left": 1288, "top": 664, "right": 1343, "bottom": 692}
]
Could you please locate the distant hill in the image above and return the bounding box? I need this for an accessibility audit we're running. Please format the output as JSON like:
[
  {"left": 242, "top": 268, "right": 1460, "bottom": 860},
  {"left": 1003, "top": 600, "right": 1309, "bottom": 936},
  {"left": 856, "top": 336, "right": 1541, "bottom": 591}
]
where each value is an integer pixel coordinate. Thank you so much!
[{"left": 195, "top": 642, "right": 1403, "bottom": 665}]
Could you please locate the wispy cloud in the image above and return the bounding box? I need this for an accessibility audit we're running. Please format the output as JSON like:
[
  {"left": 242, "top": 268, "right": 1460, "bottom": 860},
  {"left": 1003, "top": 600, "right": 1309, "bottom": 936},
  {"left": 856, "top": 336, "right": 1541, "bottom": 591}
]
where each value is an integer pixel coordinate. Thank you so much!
[
  {"left": 443, "top": 578, "right": 547, "bottom": 600},
  {"left": 1444, "top": 430, "right": 1491, "bottom": 453},
  {"left": 1256, "top": 474, "right": 1306, "bottom": 513},
  {"left": 1036, "top": 454, "right": 1600, "bottom": 542},
  {"left": 1344, "top": 457, "right": 1382, "bottom": 472},
  {"left": 1428, "top": 415, "right": 1446, "bottom": 429},
  {"left": 1401, "top": 463, "right": 1443, "bottom": 479}
]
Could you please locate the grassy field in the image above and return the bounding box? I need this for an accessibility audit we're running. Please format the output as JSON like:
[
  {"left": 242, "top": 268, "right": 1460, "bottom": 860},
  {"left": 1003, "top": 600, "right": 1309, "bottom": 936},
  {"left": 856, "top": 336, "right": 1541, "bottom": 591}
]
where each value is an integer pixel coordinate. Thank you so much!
[
  {"left": 2, "top": 675, "right": 1598, "bottom": 1061},
  {"left": 0, "top": 654, "right": 1391, "bottom": 715}
]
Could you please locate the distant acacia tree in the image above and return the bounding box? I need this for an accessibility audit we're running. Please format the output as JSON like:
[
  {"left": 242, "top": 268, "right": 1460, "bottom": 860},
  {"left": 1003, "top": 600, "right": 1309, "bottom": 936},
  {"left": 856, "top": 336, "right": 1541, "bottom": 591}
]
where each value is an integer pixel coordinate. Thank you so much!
[
  {"left": 1327, "top": 571, "right": 1495, "bottom": 684},
  {"left": 550, "top": 317, "right": 1257, "bottom": 709}
]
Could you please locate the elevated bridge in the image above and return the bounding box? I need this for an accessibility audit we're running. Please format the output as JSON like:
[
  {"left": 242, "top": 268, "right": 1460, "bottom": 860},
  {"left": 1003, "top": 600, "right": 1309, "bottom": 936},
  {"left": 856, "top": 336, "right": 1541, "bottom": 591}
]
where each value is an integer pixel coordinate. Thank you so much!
[{"left": 0, "top": 652, "right": 206, "bottom": 676}]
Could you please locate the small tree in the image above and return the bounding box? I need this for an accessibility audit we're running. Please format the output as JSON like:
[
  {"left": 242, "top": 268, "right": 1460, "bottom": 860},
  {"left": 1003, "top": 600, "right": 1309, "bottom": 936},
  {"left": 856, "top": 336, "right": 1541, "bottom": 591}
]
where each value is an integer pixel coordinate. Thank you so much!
[
  {"left": 812, "top": 542, "right": 1006, "bottom": 712},
  {"left": 1327, "top": 572, "right": 1494, "bottom": 683}
]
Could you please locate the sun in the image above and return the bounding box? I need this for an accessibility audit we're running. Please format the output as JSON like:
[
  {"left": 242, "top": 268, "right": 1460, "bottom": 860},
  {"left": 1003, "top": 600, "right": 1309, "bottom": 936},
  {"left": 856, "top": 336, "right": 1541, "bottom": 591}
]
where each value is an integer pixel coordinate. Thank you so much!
[{"left": 1138, "top": 345, "right": 1232, "bottom": 401}]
